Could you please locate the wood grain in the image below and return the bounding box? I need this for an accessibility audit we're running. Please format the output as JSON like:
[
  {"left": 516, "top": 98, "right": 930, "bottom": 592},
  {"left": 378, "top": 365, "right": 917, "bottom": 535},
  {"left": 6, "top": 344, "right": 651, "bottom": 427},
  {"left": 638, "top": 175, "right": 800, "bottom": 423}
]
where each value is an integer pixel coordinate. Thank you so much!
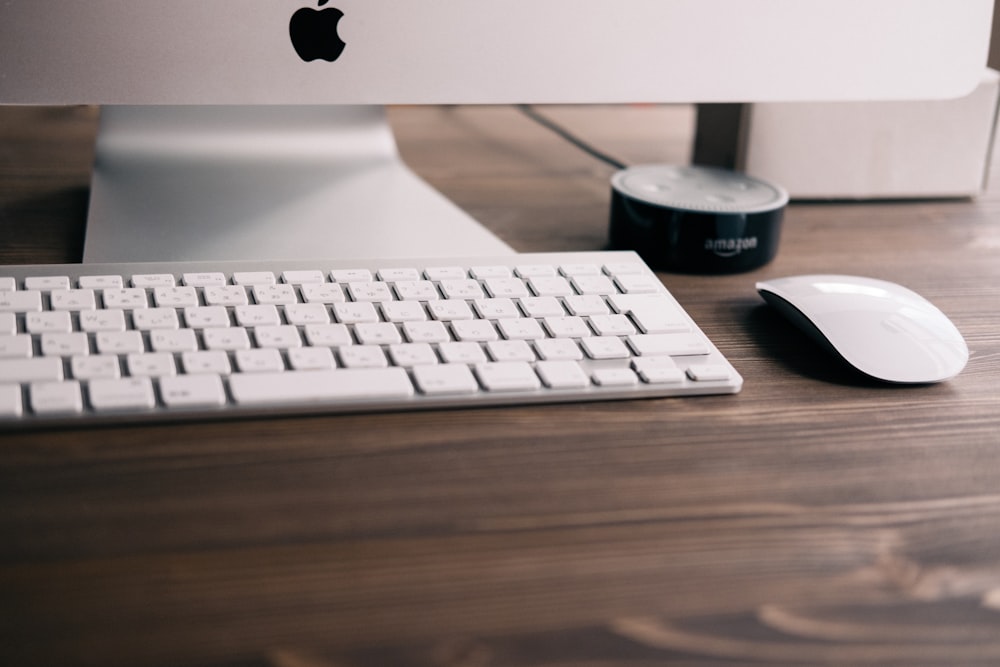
[{"left": 2, "top": 105, "right": 1000, "bottom": 666}]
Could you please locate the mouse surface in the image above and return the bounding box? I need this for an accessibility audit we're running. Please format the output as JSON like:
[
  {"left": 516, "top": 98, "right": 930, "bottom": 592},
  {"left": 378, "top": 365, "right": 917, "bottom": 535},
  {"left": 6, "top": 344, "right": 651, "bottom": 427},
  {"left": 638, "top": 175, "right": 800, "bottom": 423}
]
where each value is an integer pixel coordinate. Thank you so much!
[{"left": 756, "top": 274, "right": 968, "bottom": 383}]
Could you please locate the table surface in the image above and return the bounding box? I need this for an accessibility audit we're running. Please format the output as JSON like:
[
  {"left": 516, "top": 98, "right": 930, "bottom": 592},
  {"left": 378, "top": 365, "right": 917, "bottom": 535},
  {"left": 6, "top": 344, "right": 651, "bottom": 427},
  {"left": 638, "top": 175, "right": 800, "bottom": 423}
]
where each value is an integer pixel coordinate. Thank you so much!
[{"left": 2, "top": 104, "right": 1000, "bottom": 666}]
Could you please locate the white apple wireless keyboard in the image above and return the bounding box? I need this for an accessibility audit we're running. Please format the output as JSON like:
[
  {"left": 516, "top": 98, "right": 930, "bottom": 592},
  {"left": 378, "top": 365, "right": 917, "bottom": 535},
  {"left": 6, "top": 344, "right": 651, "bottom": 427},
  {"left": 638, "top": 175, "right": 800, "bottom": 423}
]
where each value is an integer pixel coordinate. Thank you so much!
[{"left": 0, "top": 251, "right": 741, "bottom": 427}]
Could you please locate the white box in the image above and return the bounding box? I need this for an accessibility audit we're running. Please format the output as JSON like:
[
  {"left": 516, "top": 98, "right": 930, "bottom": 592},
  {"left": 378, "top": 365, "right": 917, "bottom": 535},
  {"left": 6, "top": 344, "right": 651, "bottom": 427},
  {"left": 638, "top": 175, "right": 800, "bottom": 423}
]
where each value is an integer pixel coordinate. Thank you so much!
[{"left": 736, "top": 69, "right": 1000, "bottom": 199}]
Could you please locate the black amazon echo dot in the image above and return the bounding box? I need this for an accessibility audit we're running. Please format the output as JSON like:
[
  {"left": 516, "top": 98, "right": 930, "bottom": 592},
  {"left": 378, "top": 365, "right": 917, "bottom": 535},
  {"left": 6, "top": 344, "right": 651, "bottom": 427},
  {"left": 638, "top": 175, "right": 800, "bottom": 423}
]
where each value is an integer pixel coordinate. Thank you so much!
[{"left": 609, "top": 164, "right": 788, "bottom": 273}]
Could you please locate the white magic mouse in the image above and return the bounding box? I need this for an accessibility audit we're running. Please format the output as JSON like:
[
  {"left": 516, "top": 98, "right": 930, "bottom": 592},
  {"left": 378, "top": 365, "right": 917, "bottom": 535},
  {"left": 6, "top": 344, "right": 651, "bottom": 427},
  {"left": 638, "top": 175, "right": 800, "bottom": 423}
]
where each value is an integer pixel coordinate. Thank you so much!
[{"left": 756, "top": 275, "right": 968, "bottom": 384}]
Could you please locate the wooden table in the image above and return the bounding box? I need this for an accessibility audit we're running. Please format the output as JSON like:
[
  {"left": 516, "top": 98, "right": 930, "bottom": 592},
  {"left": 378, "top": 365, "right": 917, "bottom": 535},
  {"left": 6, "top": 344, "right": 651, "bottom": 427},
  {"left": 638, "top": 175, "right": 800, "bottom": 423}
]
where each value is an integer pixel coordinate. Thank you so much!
[{"left": 2, "top": 105, "right": 1000, "bottom": 666}]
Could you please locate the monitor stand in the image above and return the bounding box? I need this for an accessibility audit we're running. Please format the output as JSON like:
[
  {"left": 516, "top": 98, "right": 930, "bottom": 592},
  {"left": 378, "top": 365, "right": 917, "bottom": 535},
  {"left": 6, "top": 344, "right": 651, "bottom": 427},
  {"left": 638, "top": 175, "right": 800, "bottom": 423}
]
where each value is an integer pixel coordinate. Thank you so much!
[{"left": 82, "top": 105, "right": 514, "bottom": 264}]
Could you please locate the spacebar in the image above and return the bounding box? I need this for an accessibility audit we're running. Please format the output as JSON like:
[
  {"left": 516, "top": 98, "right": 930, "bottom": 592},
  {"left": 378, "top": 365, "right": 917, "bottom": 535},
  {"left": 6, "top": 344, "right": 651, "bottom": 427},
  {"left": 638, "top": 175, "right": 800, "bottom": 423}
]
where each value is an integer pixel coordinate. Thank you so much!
[{"left": 230, "top": 368, "right": 414, "bottom": 406}]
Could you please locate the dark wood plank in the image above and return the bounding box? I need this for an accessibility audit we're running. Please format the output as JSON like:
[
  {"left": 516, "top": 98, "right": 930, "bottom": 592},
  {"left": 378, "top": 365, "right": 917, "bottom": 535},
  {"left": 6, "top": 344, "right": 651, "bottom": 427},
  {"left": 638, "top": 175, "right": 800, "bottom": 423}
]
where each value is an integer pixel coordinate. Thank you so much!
[{"left": 2, "top": 105, "right": 1000, "bottom": 666}]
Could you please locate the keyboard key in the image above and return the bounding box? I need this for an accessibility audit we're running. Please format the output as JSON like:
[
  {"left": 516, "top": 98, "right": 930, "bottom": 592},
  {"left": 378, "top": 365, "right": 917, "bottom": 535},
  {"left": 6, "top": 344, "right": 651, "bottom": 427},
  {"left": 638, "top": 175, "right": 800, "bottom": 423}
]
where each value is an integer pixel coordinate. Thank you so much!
[
  {"left": 89, "top": 377, "right": 157, "bottom": 411},
  {"left": 427, "top": 300, "right": 474, "bottom": 321},
  {"left": 514, "top": 264, "right": 556, "bottom": 278},
  {"left": 580, "top": 336, "right": 631, "bottom": 360},
  {"left": 182, "top": 350, "right": 233, "bottom": 376},
  {"left": 26, "top": 311, "right": 73, "bottom": 334},
  {"left": 50, "top": 289, "right": 97, "bottom": 311},
  {"left": 628, "top": 333, "right": 709, "bottom": 357},
  {"left": 686, "top": 364, "right": 734, "bottom": 382},
  {"left": 78, "top": 275, "right": 124, "bottom": 289},
  {"left": 354, "top": 322, "right": 401, "bottom": 346},
  {"left": 570, "top": 275, "right": 616, "bottom": 295},
  {"left": 300, "top": 283, "right": 345, "bottom": 304},
  {"left": 304, "top": 323, "right": 352, "bottom": 347},
  {"left": 203, "top": 285, "right": 249, "bottom": 306},
  {"left": 79, "top": 309, "right": 127, "bottom": 333},
  {"left": 536, "top": 360, "right": 590, "bottom": 389},
  {"left": 30, "top": 381, "right": 83, "bottom": 415},
  {"left": 475, "top": 362, "right": 541, "bottom": 392},
  {"left": 330, "top": 269, "right": 372, "bottom": 283},
  {"left": 232, "top": 271, "right": 275, "bottom": 286},
  {"left": 0, "top": 357, "right": 63, "bottom": 383},
  {"left": 588, "top": 314, "right": 636, "bottom": 337},
  {"left": 0, "top": 313, "right": 15, "bottom": 335},
  {"left": 160, "top": 374, "right": 227, "bottom": 408},
  {"left": 252, "top": 284, "right": 298, "bottom": 306},
  {"left": 153, "top": 286, "right": 199, "bottom": 308},
  {"left": 235, "top": 348, "right": 285, "bottom": 373},
  {"left": 528, "top": 276, "right": 573, "bottom": 297},
  {"left": 25, "top": 276, "right": 70, "bottom": 291},
  {"left": 534, "top": 338, "right": 583, "bottom": 361},
  {"left": 388, "top": 343, "right": 438, "bottom": 367},
  {"left": 0, "top": 277, "right": 14, "bottom": 291},
  {"left": 381, "top": 301, "right": 427, "bottom": 323},
  {"left": 281, "top": 270, "right": 325, "bottom": 285},
  {"left": 497, "top": 318, "right": 545, "bottom": 340},
  {"left": 131, "top": 274, "right": 175, "bottom": 288},
  {"left": 451, "top": 319, "right": 498, "bottom": 342},
  {"left": 102, "top": 288, "right": 148, "bottom": 309},
  {"left": 149, "top": 329, "right": 199, "bottom": 353},
  {"left": 347, "top": 281, "right": 392, "bottom": 302},
  {"left": 474, "top": 298, "right": 520, "bottom": 319},
  {"left": 0, "top": 290, "right": 42, "bottom": 313},
  {"left": 127, "top": 352, "right": 177, "bottom": 377},
  {"left": 283, "top": 303, "right": 330, "bottom": 326},
  {"left": 592, "top": 368, "right": 639, "bottom": 387},
  {"left": 1, "top": 334, "right": 33, "bottom": 358},
  {"left": 71, "top": 355, "right": 121, "bottom": 380},
  {"left": 519, "top": 296, "right": 565, "bottom": 318},
  {"left": 638, "top": 365, "right": 686, "bottom": 384},
  {"left": 377, "top": 267, "right": 421, "bottom": 282},
  {"left": 542, "top": 316, "right": 592, "bottom": 339},
  {"left": 470, "top": 265, "right": 511, "bottom": 279},
  {"left": 632, "top": 357, "right": 685, "bottom": 384},
  {"left": 603, "top": 262, "right": 645, "bottom": 276},
  {"left": 413, "top": 364, "right": 479, "bottom": 395},
  {"left": 393, "top": 280, "right": 439, "bottom": 301},
  {"left": 41, "top": 332, "right": 90, "bottom": 357},
  {"left": 483, "top": 277, "right": 529, "bottom": 299},
  {"left": 0, "top": 384, "right": 23, "bottom": 418},
  {"left": 287, "top": 347, "right": 336, "bottom": 371},
  {"left": 402, "top": 320, "right": 451, "bottom": 344},
  {"left": 486, "top": 339, "right": 536, "bottom": 362},
  {"left": 333, "top": 302, "right": 379, "bottom": 325},
  {"left": 614, "top": 273, "right": 660, "bottom": 294},
  {"left": 560, "top": 263, "right": 602, "bottom": 277},
  {"left": 632, "top": 356, "right": 677, "bottom": 371},
  {"left": 235, "top": 304, "right": 281, "bottom": 327},
  {"left": 253, "top": 325, "right": 303, "bottom": 349},
  {"left": 96, "top": 330, "right": 145, "bottom": 354},
  {"left": 563, "top": 294, "right": 609, "bottom": 316},
  {"left": 339, "top": 345, "right": 388, "bottom": 369},
  {"left": 183, "top": 306, "right": 231, "bottom": 328},
  {"left": 230, "top": 368, "right": 414, "bottom": 405},
  {"left": 439, "top": 279, "right": 485, "bottom": 300},
  {"left": 438, "top": 341, "right": 487, "bottom": 365},
  {"left": 182, "top": 272, "right": 227, "bottom": 287},
  {"left": 132, "top": 307, "right": 180, "bottom": 331},
  {"left": 424, "top": 266, "right": 467, "bottom": 281}
]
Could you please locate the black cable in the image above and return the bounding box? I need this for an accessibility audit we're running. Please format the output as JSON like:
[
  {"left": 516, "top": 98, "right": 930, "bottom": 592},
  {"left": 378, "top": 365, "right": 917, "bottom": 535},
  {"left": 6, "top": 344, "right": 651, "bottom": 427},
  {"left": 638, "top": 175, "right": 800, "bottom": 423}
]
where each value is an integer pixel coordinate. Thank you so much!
[{"left": 516, "top": 104, "right": 629, "bottom": 171}]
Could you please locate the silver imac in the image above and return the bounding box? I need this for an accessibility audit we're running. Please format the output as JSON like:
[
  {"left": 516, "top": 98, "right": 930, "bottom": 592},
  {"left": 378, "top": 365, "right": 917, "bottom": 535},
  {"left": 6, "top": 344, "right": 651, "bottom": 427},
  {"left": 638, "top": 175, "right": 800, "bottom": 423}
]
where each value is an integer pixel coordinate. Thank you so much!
[{"left": 0, "top": 0, "right": 993, "bottom": 262}]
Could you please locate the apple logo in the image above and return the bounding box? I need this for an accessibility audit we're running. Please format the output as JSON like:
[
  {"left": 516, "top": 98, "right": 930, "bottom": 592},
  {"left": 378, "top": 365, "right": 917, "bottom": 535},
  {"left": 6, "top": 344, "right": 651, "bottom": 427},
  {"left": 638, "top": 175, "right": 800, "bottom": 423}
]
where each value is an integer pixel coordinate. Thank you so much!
[{"left": 289, "top": 0, "right": 346, "bottom": 62}]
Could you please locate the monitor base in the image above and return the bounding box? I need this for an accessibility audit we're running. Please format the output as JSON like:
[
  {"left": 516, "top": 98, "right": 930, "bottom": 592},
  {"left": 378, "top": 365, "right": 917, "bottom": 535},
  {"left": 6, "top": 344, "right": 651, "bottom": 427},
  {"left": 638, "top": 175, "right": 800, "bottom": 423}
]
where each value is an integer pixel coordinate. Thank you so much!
[{"left": 83, "top": 105, "right": 514, "bottom": 264}]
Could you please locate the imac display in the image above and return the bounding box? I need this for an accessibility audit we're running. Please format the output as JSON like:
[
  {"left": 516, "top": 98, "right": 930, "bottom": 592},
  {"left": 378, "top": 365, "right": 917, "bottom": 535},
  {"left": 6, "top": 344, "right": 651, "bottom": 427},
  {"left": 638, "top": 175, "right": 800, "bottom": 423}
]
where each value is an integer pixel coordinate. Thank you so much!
[{"left": 0, "top": 0, "right": 993, "bottom": 262}]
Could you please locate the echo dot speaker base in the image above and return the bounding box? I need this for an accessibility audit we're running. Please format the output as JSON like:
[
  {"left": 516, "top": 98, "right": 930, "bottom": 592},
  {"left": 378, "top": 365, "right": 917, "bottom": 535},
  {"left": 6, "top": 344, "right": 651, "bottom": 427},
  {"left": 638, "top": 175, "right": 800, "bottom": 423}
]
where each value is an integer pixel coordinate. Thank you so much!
[{"left": 609, "top": 165, "right": 788, "bottom": 273}]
